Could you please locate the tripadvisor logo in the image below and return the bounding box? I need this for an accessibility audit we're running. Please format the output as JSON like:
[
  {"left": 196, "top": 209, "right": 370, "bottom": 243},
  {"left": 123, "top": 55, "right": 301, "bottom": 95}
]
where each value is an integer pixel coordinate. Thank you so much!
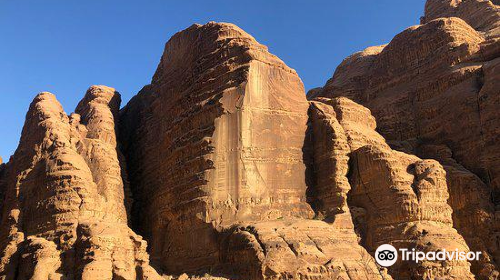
[
  {"left": 375, "top": 244, "right": 398, "bottom": 267},
  {"left": 374, "top": 244, "right": 482, "bottom": 267}
]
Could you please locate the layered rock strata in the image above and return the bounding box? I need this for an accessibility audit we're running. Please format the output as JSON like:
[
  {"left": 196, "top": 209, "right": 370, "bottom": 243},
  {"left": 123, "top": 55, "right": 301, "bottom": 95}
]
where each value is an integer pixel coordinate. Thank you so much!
[
  {"left": 119, "top": 22, "right": 386, "bottom": 279},
  {"left": 0, "top": 87, "right": 161, "bottom": 280},
  {"left": 0, "top": 1, "right": 498, "bottom": 278},
  {"left": 314, "top": 1, "right": 500, "bottom": 277},
  {"left": 120, "top": 23, "right": 313, "bottom": 272},
  {"left": 309, "top": 97, "right": 475, "bottom": 279},
  {"left": 423, "top": 0, "right": 500, "bottom": 36}
]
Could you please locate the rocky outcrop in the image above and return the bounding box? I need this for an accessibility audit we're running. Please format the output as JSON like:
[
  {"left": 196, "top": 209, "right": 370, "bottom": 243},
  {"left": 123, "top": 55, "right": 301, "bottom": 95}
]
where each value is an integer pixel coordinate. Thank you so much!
[
  {"left": 422, "top": 0, "right": 500, "bottom": 36},
  {"left": 119, "top": 22, "right": 388, "bottom": 279},
  {"left": 306, "top": 87, "right": 323, "bottom": 100},
  {"left": 0, "top": 87, "right": 161, "bottom": 280},
  {"left": 314, "top": 2, "right": 500, "bottom": 277},
  {"left": 119, "top": 22, "right": 310, "bottom": 274},
  {"left": 418, "top": 144, "right": 499, "bottom": 278},
  {"left": 1, "top": 1, "right": 498, "bottom": 278},
  {"left": 309, "top": 97, "right": 474, "bottom": 279},
  {"left": 224, "top": 220, "right": 388, "bottom": 280}
]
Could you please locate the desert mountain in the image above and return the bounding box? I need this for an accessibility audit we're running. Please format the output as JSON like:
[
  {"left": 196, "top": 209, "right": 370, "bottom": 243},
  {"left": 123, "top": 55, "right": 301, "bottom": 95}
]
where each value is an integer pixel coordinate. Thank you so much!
[{"left": 0, "top": 0, "right": 498, "bottom": 279}]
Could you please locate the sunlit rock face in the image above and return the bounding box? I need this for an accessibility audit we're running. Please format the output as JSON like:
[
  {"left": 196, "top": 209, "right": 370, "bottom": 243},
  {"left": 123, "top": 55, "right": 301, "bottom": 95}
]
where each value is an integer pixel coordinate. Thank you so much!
[
  {"left": 308, "top": 97, "right": 474, "bottom": 279},
  {"left": 0, "top": 87, "right": 161, "bottom": 280},
  {"left": 119, "top": 22, "right": 387, "bottom": 279},
  {"left": 119, "top": 21, "right": 312, "bottom": 272},
  {"left": 423, "top": 0, "right": 500, "bottom": 36},
  {"left": 0, "top": 0, "right": 498, "bottom": 279},
  {"left": 313, "top": 1, "right": 500, "bottom": 278}
]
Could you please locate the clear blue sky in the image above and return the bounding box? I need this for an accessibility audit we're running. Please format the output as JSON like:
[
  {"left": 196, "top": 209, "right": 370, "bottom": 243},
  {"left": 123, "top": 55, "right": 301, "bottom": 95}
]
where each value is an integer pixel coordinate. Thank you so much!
[{"left": 0, "top": 0, "right": 425, "bottom": 161}]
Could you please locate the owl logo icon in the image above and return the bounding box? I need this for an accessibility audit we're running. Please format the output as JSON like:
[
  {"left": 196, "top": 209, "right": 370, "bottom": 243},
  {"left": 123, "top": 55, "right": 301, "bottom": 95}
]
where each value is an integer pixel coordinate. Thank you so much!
[{"left": 375, "top": 244, "right": 398, "bottom": 267}]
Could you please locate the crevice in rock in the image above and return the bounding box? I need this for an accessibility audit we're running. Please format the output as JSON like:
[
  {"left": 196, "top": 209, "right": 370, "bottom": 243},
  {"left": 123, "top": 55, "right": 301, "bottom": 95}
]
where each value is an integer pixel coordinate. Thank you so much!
[
  {"left": 407, "top": 164, "right": 422, "bottom": 201},
  {"left": 278, "top": 235, "right": 298, "bottom": 257},
  {"left": 346, "top": 159, "right": 368, "bottom": 249},
  {"left": 302, "top": 106, "right": 321, "bottom": 217}
]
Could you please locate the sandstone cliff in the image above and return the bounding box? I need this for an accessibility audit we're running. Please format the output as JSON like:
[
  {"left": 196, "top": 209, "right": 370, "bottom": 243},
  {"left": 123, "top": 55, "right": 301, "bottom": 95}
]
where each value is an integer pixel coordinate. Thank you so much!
[
  {"left": 314, "top": 0, "right": 500, "bottom": 278},
  {"left": 0, "top": 0, "right": 498, "bottom": 279},
  {"left": 119, "top": 22, "right": 386, "bottom": 280},
  {"left": 308, "top": 97, "right": 474, "bottom": 279},
  {"left": 423, "top": 0, "right": 500, "bottom": 36},
  {"left": 0, "top": 87, "right": 161, "bottom": 280}
]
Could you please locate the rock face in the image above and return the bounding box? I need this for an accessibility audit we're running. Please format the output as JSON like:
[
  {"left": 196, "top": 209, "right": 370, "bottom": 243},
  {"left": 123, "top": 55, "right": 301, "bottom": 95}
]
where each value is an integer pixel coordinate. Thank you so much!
[
  {"left": 120, "top": 23, "right": 313, "bottom": 272},
  {"left": 422, "top": 0, "right": 500, "bottom": 36},
  {"left": 308, "top": 97, "right": 474, "bottom": 279},
  {"left": 1, "top": 1, "right": 499, "bottom": 279},
  {"left": 120, "top": 22, "right": 386, "bottom": 279},
  {"left": 314, "top": 0, "right": 500, "bottom": 278},
  {"left": 0, "top": 87, "right": 161, "bottom": 280}
]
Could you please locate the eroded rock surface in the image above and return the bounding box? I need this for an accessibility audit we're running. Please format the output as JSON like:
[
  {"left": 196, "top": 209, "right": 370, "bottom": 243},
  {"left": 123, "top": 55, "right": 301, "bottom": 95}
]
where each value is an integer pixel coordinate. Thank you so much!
[
  {"left": 1, "top": 1, "right": 499, "bottom": 278},
  {"left": 0, "top": 87, "right": 161, "bottom": 280},
  {"left": 119, "top": 22, "right": 311, "bottom": 274},
  {"left": 423, "top": 0, "right": 500, "bottom": 36},
  {"left": 119, "top": 22, "right": 386, "bottom": 279},
  {"left": 309, "top": 97, "right": 474, "bottom": 279},
  {"left": 314, "top": 1, "right": 500, "bottom": 277}
]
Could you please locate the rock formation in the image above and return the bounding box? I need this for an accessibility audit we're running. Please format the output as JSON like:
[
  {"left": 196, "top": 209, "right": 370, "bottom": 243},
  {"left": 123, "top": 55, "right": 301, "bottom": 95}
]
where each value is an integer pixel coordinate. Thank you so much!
[
  {"left": 119, "top": 22, "right": 313, "bottom": 273},
  {"left": 308, "top": 97, "right": 474, "bottom": 279},
  {"left": 314, "top": 0, "right": 500, "bottom": 278},
  {"left": 423, "top": 0, "right": 500, "bottom": 36},
  {"left": 119, "top": 22, "right": 386, "bottom": 280},
  {"left": 0, "top": 0, "right": 498, "bottom": 279},
  {"left": 0, "top": 87, "right": 161, "bottom": 280}
]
